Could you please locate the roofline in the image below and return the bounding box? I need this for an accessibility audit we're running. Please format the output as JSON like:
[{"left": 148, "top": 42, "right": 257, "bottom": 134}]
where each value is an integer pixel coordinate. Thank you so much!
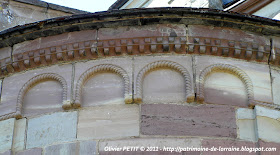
[
  {"left": 1, "top": 7, "right": 280, "bottom": 48},
  {"left": 228, "top": 0, "right": 273, "bottom": 14},
  {"left": 14, "top": 0, "right": 89, "bottom": 14},
  {"left": 108, "top": 0, "right": 129, "bottom": 10},
  {"left": 223, "top": 0, "right": 241, "bottom": 8}
]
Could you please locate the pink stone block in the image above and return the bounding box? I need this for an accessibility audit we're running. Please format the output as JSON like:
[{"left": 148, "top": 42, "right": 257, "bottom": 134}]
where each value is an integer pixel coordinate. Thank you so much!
[
  {"left": 98, "top": 24, "right": 186, "bottom": 40},
  {"left": 141, "top": 104, "right": 237, "bottom": 138},
  {"left": 15, "top": 148, "right": 42, "bottom": 155},
  {"left": 188, "top": 25, "right": 269, "bottom": 45},
  {"left": 0, "top": 64, "right": 72, "bottom": 119},
  {"left": 13, "top": 30, "right": 97, "bottom": 55},
  {"left": 195, "top": 56, "right": 273, "bottom": 106},
  {"left": 259, "top": 140, "right": 280, "bottom": 155}
]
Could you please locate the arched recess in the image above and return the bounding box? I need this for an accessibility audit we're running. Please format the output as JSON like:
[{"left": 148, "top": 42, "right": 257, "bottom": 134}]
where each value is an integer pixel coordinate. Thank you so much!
[
  {"left": 75, "top": 64, "right": 131, "bottom": 107},
  {"left": 16, "top": 73, "right": 68, "bottom": 118},
  {"left": 135, "top": 60, "right": 193, "bottom": 103},
  {"left": 198, "top": 64, "right": 254, "bottom": 107}
]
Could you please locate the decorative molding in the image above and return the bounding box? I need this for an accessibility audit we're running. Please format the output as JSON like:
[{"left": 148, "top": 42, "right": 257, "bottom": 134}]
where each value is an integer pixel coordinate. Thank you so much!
[
  {"left": 0, "top": 111, "right": 22, "bottom": 121},
  {"left": 198, "top": 64, "right": 254, "bottom": 107},
  {"left": 17, "top": 73, "right": 68, "bottom": 116},
  {"left": 188, "top": 37, "right": 270, "bottom": 63},
  {"left": 135, "top": 60, "right": 193, "bottom": 103},
  {"left": 254, "top": 101, "right": 280, "bottom": 110},
  {"left": 0, "top": 73, "right": 68, "bottom": 120},
  {"left": 0, "top": 36, "right": 275, "bottom": 78},
  {"left": 75, "top": 64, "right": 131, "bottom": 106}
]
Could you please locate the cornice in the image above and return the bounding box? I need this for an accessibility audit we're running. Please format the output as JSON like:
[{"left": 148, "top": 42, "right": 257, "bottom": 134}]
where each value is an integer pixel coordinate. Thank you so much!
[
  {"left": 1, "top": 8, "right": 280, "bottom": 48},
  {"left": 0, "top": 8, "right": 280, "bottom": 77},
  {"left": 0, "top": 35, "right": 278, "bottom": 77}
]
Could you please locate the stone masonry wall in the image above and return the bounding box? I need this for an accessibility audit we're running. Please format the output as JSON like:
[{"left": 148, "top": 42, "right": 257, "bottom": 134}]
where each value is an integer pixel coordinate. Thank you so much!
[
  {"left": 0, "top": 0, "right": 80, "bottom": 31},
  {"left": 0, "top": 22, "right": 280, "bottom": 155}
]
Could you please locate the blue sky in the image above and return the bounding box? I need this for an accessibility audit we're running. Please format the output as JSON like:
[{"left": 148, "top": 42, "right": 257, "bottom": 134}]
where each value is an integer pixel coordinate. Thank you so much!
[{"left": 42, "top": 0, "right": 117, "bottom": 13}]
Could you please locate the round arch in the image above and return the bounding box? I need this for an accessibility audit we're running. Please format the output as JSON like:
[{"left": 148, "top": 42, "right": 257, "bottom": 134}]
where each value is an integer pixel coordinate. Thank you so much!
[
  {"left": 75, "top": 64, "right": 131, "bottom": 107},
  {"left": 135, "top": 60, "right": 193, "bottom": 103},
  {"left": 17, "top": 73, "right": 68, "bottom": 118},
  {"left": 198, "top": 64, "right": 254, "bottom": 106}
]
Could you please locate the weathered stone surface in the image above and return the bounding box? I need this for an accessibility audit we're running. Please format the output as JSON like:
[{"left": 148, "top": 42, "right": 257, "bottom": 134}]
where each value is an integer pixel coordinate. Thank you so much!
[
  {"left": 195, "top": 56, "right": 273, "bottom": 106},
  {"left": 44, "top": 142, "right": 77, "bottom": 155},
  {"left": 0, "top": 150, "right": 11, "bottom": 155},
  {"left": 0, "top": 118, "right": 15, "bottom": 153},
  {"left": 23, "top": 80, "right": 64, "bottom": 117},
  {"left": 255, "top": 106, "right": 280, "bottom": 119},
  {"left": 79, "top": 140, "right": 97, "bottom": 155},
  {"left": 134, "top": 56, "right": 194, "bottom": 104},
  {"left": 203, "top": 72, "right": 248, "bottom": 107},
  {"left": 271, "top": 68, "right": 280, "bottom": 105},
  {"left": 2, "top": 1, "right": 46, "bottom": 31},
  {"left": 257, "top": 117, "right": 280, "bottom": 143},
  {"left": 202, "top": 139, "right": 257, "bottom": 155},
  {"left": 237, "top": 120, "right": 257, "bottom": 142},
  {"left": 45, "top": 140, "right": 97, "bottom": 155},
  {"left": 74, "top": 58, "right": 133, "bottom": 107},
  {"left": 237, "top": 108, "right": 255, "bottom": 119},
  {"left": 15, "top": 148, "right": 42, "bottom": 155},
  {"left": 141, "top": 104, "right": 237, "bottom": 138},
  {"left": 98, "top": 24, "right": 186, "bottom": 40},
  {"left": 13, "top": 118, "right": 27, "bottom": 152},
  {"left": 39, "top": 30, "right": 97, "bottom": 50},
  {"left": 0, "top": 64, "right": 72, "bottom": 118},
  {"left": 13, "top": 30, "right": 96, "bottom": 55},
  {"left": 259, "top": 140, "right": 280, "bottom": 155},
  {"left": 255, "top": 106, "right": 280, "bottom": 143},
  {"left": 0, "top": 47, "right": 11, "bottom": 60},
  {"left": 26, "top": 112, "right": 77, "bottom": 149},
  {"left": 236, "top": 108, "right": 257, "bottom": 142},
  {"left": 142, "top": 68, "right": 186, "bottom": 103},
  {"left": 47, "top": 9, "right": 71, "bottom": 19},
  {"left": 77, "top": 104, "right": 139, "bottom": 140},
  {"left": 99, "top": 138, "right": 200, "bottom": 155},
  {"left": 188, "top": 25, "right": 270, "bottom": 45}
]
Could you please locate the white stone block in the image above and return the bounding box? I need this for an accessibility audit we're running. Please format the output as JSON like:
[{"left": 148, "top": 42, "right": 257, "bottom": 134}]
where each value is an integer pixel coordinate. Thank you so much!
[
  {"left": 257, "top": 116, "right": 280, "bottom": 143},
  {"left": 77, "top": 105, "right": 139, "bottom": 140},
  {"left": 44, "top": 140, "right": 97, "bottom": 155},
  {"left": 26, "top": 112, "right": 77, "bottom": 149},
  {"left": 237, "top": 108, "right": 255, "bottom": 119},
  {"left": 271, "top": 69, "right": 280, "bottom": 105},
  {"left": 255, "top": 106, "right": 280, "bottom": 119},
  {"left": 44, "top": 142, "right": 77, "bottom": 155},
  {"left": 79, "top": 140, "right": 97, "bottom": 155},
  {"left": 0, "top": 118, "right": 15, "bottom": 153},
  {"left": 237, "top": 120, "right": 257, "bottom": 142},
  {"left": 12, "top": 118, "right": 26, "bottom": 152},
  {"left": 255, "top": 106, "right": 280, "bottom": 143}
]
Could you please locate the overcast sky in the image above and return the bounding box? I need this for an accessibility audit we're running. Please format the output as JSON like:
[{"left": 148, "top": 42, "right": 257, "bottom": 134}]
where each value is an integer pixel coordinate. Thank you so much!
[{"left": 42, "top": 0, "right": 117, "bottom": 13}]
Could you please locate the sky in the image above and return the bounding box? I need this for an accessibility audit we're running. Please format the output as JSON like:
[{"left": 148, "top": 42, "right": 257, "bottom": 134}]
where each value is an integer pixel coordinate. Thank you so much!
[{"left": 42, "top": 0, "right": 117, "bottom": 13}]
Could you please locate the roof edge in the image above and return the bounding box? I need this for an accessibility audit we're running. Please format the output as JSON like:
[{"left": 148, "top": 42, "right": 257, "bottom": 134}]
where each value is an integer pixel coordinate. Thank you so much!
[
  {"left": 14, "top": 0, "right": 89, "bottom": 14},
  {"left": 108, "top": 0, "right": 129, "bottom": 10},
  {"left": 1, "top": 7, "right": 280, "bottom": 48}
]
